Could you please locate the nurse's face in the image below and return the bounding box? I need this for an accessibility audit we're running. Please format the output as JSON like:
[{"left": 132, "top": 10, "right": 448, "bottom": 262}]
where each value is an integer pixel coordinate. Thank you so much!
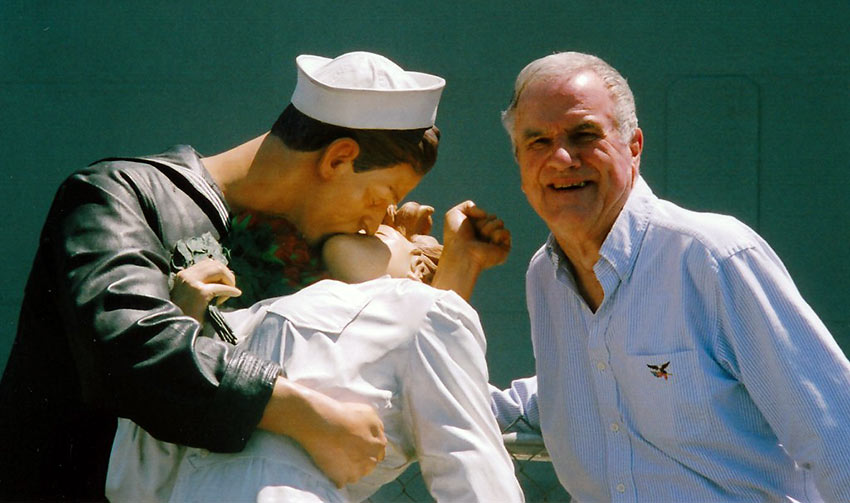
[
  {"left": 375, "top": 225, "right": 440, "bottom": 283},
  {"left": 322, "top": 224, "right": 438, "bottom": 284}
]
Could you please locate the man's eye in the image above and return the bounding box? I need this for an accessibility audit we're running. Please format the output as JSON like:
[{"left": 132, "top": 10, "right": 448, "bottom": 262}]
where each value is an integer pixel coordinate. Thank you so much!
[
  {"left": 526, "top": 138, "right": 551, "bottom": 150},
  {"left": 573, "top": 132, "right": 599, "bottom": 143}
]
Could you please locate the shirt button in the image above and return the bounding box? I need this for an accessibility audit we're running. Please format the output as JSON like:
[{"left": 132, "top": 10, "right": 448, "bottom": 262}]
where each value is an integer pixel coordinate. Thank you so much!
[
  {"left": 597, "top": 361, "right": 607, "bottom": 371},
  {"left": 616, "top": 483, "right": 626, "bottom": 493},
  {"left": 610, "top": 423, "right": 620, "bottom": 432},
  {"left": 199, "top": 449, "right": 210, "bottom": 457}
]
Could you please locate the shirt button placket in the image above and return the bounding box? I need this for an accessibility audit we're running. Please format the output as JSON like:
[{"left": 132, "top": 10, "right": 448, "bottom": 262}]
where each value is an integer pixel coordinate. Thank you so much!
[
  {"left": 590, "top": 345, "right": 625, "bottom": 500},
  {"left": 592, "top": 307, "right": 634, "bottom": 502}
]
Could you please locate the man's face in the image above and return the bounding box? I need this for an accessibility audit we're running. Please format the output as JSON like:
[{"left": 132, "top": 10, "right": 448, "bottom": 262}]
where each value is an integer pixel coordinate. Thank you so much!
[
  {"left": 302, "top": 162, "right": 423, "bottom": 244},
  {"left": 513, "top": 70, "right": 641, "bottom": 245}
]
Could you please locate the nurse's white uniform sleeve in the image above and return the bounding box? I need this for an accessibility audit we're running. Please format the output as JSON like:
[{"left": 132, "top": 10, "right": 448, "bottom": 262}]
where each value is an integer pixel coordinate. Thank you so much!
[{"left": 402, "top": 290, "right": 524, "bottom": 502}]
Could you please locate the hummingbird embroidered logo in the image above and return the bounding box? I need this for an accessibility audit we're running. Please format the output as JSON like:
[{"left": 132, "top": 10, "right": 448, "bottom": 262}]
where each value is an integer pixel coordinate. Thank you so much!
[{"left": 647, "top": 361, "right": 672, "bottom": 380}]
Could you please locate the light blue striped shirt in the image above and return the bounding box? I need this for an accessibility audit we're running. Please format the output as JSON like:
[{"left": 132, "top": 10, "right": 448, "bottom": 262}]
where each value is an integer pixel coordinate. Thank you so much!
[{"left": 510, "top": 176, "right": 850, "bottom": 502}]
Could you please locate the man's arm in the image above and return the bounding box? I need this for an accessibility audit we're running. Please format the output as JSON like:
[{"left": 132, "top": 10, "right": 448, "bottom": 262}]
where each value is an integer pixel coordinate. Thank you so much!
[
  {"left": 714, "top": 241, "right": 850, "bottom": 501},
  {"left": 402, "top": 290, "right": 524, "bottom": 502},
  {"left": 489, "top": 376, "right": 540, "bottom": 433},
  {"left": 258, "top": 378, "right": 386, "bottom": 487},
  {"left": 47, "top": 168, "right": 277, "bottom": 450},
  {"left": 49, "top": 166, "right": 385, "bottom": 484},
  {"left": 168, "top": 245, "right": 387, "bottom": 485}
]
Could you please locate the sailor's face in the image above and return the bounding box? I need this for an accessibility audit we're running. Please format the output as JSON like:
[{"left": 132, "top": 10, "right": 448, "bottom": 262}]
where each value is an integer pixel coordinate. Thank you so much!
[{"left": 303, "top": 163, "right": 422, "bottom": 244}]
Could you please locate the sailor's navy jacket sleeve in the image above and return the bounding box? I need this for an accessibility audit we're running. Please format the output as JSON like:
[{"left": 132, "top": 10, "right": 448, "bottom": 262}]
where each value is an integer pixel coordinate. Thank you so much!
[{"left": 43, "top": 159, "right": 280, "bottom": 451}]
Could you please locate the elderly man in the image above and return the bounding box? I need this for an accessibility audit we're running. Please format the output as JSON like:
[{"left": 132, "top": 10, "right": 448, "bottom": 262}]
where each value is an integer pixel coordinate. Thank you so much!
[
  {"left": 0, "top": 51, "right": 470, "bottom": 501},
  {"left": 491, "top": 51, "right": 850, "bottom": 501}
]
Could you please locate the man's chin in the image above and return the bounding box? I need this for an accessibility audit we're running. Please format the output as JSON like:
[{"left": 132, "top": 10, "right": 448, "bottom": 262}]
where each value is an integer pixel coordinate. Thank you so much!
[{"left": 301, "top": 229, "right": 326, "bottom": 247}]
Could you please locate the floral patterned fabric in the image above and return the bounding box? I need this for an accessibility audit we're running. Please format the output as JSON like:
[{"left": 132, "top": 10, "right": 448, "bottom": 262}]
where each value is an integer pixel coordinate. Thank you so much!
[{"left": 222, "top": 213, "right": 329, "bottom": 308}]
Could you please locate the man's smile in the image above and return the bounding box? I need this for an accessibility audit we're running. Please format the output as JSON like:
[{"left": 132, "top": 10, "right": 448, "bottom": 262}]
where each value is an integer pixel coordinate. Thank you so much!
[{"left": 550, "top": 181, "right": 589, "bottom": 190}]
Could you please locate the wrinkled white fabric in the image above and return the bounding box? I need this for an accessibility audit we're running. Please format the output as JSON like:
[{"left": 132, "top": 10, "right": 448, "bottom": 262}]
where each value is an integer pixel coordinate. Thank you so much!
[{"left": 107, "top": 277, "right": 523, "bottom": 502}]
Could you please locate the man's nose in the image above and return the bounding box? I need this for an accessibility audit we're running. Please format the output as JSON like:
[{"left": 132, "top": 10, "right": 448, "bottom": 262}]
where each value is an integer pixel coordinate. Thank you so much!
[
  {"left": 370, "top": 189, "right": 395, "bottom": 209},
  {"left": 363, "top": 207, "right": 388, "bottom": 235},
  {"left": 550, "top": 140, "right": 578, "bottom": 167}
]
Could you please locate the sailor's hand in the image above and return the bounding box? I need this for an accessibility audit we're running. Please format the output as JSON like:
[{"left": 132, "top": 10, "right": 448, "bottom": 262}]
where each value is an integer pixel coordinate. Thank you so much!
[
  {"left": 170, "top": 258, "right": 241, "bottom": 323},
  {"left": 265, "top": 379, "right": 387, "bottom": 487}
]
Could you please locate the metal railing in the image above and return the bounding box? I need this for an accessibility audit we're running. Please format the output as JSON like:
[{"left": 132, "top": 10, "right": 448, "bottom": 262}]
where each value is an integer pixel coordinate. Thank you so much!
[{"left": 367, "top": 430, "right": 571, "bottom": 502}]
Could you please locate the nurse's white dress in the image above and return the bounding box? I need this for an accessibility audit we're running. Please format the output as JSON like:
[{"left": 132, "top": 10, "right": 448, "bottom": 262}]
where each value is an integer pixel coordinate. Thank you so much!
[{"left": 106, "top": 277, "right": 524, "bottom": 502}]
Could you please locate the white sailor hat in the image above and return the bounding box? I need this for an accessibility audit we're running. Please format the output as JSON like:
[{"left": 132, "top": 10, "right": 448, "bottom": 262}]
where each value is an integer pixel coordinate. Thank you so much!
[{"left": 290, "top": 51, "right": 445, "bottom": 130}]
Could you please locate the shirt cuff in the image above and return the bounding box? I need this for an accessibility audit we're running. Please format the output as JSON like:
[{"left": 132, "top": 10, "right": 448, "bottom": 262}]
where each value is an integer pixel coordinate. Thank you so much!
[{"left": 201, "top": 351, "right": 282, "bottom": 452}]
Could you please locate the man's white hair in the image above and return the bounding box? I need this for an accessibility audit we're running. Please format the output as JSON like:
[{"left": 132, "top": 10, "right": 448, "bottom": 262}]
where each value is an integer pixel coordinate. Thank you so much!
[{"left": 501, "top": 52, "right": 638, "bottom": 146}]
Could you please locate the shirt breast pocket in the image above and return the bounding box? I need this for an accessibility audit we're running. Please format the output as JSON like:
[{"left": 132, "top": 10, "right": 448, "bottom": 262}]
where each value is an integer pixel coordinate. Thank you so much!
[{"left": 616, "top": 349, "right": 707, "bottom": 449}]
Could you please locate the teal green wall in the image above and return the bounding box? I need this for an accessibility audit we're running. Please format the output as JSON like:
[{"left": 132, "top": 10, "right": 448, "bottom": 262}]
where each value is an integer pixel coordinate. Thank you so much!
[{"left": 2, "top": 1, "right": 849, "bottom": 394}]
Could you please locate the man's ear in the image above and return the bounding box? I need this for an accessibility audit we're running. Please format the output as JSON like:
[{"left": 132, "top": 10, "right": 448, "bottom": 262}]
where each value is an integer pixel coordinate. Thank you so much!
[
  {"left": 629, "top": 127, "right": 644, "bottom": 156},
  {"left": 318, "top": 138, "right": 360, "bottom": 180},
  {"left": 630, "top": 127, "right": 644, "bottom": 175}
]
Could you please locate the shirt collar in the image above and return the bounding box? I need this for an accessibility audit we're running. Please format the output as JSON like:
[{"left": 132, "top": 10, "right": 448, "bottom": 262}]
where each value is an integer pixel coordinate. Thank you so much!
[
  {"left": 544, "top": 175, "right": 655, "bottom": 282},
  {"left": 142, "top": 145, "right": 232, "bottom": 231},
  {"left": 598, "top": 175, "right": 655, "bottom": 281},
  {"left": 152, "top": 145, "right": 228, "bottom": 208},
  {"left": 544, "top": 234, "right": 566, "bottom": 267}
]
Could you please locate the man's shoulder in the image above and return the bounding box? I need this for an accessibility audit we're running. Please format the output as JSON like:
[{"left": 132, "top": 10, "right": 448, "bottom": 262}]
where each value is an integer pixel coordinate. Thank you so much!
[
  {"left": 527, "top": 239, "right": 556, "bottom": 277},
  {"left": 79, "top": 145, "right": 199, "bottom": 179},
  {"left": 49, "top": 145, "right": 228, "bottom": 241},
  {"left": 64, "top": 149, "right": 182, "bottom": 191},
  {"left": 68, "top": 145, "right": 224, "bottom": 214},
  {"left": 647, "top": 198, "right": 761, "bottom": 261}
]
